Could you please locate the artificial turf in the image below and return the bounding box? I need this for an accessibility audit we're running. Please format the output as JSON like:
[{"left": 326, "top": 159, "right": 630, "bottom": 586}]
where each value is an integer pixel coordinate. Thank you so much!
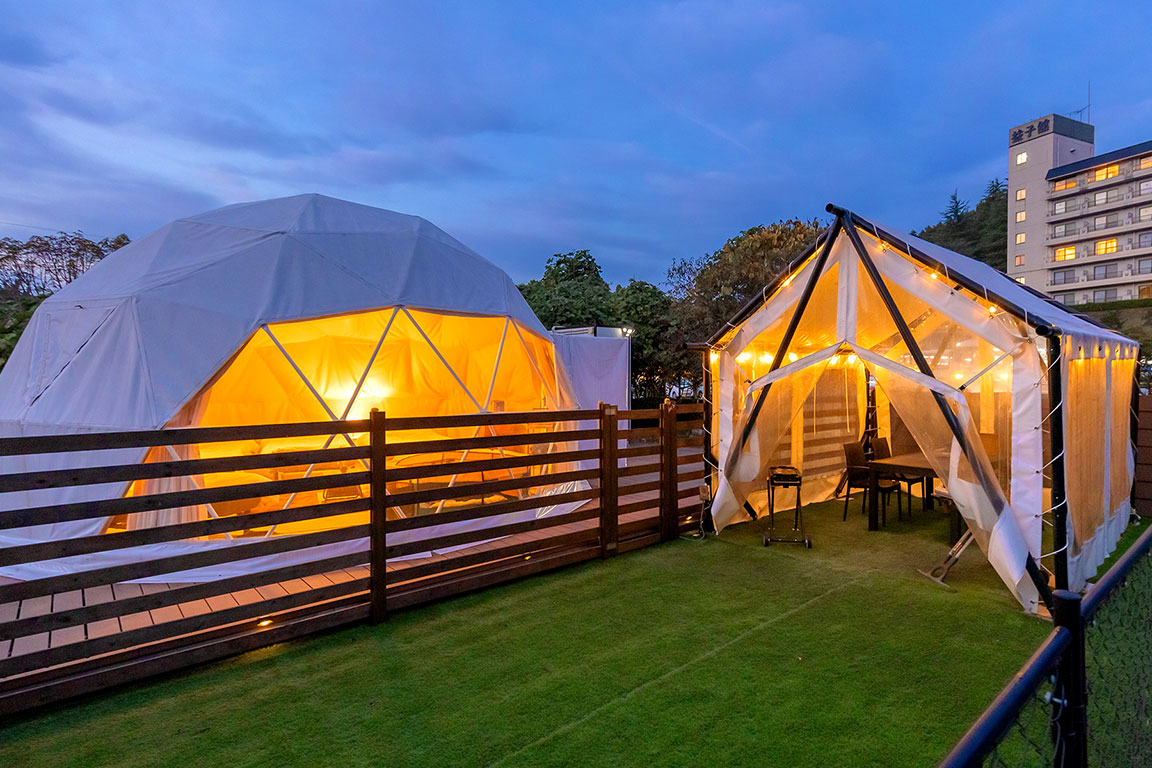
[{"left": 0, "top": 497, "right": 1059, "bottom": 768}]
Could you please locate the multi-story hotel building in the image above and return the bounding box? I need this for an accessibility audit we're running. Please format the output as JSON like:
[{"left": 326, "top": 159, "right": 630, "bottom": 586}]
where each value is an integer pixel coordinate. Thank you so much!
[{"left": 1007, "top": 114, "right": 1152, "bottom": 304}]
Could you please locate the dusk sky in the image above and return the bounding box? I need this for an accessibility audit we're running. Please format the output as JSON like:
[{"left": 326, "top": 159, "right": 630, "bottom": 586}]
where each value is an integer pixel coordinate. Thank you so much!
[{"left": 3, "top": 1, "right": 1152, "bottom": 286}]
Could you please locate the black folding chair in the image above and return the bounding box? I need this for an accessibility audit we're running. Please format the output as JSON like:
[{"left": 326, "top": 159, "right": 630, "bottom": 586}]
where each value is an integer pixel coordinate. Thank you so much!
[{"left": 841, "top": 441, "right": 900, "bottom": 525}]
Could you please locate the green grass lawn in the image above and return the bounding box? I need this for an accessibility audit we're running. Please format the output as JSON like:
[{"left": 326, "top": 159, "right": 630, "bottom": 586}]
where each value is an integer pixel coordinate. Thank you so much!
[{"left": 0, "top": 497, "right": 1058, "bottom": 768}]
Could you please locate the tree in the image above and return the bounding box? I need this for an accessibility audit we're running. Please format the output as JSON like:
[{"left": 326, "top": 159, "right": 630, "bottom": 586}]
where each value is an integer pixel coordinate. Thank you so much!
[
  {"left": 0, "top": 231, "right": 129, "bottom": 298},
  {"left": 517, "top": 250, "right": 616, "bottom": 330},
  {"left": 940, "top": 191, "right": 970, "bottom": 225},
  {"left": 611, "top": 279, "right": 675, "bottom": 401},
  {"left": 664, "top": 218, "right": 826, "bottom": 397},
  {"left": 666, "top": 218, "right": 826, "bottom": 348},
  {"left": 519, "top": 251, "right": 690, "bottom": 401},
  {"left": 915, "top": 179, "right": 1007, "bottom": 271},
  {"left": 0, "top": 230, "right": 129, "bottom": 372}
]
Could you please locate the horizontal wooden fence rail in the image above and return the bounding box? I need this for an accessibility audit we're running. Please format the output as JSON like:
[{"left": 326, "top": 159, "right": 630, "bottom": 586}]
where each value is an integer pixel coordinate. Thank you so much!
[{"left": 0, "top": 401, "right": 706, "bottom": 715}]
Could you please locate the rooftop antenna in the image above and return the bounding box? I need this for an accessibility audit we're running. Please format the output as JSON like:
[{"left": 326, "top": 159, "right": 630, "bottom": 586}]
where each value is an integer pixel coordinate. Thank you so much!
[{"left": 1068, "top": 81, "right": 1091, "bottom": 124}]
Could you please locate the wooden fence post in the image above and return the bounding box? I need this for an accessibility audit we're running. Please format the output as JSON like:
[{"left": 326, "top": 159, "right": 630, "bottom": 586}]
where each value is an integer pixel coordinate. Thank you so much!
[
  {"left": 369, "top": 408, "right": 388, "bottom": 622},
  {"left": 659, "top": 399, "right": 680, "bottom": 542},
  {"left": 599, "top": 403, "right": 619, "bottom": 558}
]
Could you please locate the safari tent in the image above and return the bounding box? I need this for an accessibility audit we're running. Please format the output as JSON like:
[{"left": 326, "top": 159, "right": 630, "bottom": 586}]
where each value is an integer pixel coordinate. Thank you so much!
[
  {"left": 0, "top": 194, "right": 627, "bottom": 577},
  {"left": 706, "top": 204, "right": 1138, "bottom": 613}
]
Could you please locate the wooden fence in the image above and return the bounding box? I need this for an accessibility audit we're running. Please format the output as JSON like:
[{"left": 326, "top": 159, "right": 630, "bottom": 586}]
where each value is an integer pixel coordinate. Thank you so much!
[
  {"left": 0, "top": 402, "right": 705, "bottom": 715},
  {"left": 1133, "top": 395, "right": 1152, "bottom": 511}
]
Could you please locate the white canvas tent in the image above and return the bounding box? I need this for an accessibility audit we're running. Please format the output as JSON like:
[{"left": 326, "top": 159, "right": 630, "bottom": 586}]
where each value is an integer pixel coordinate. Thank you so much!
[
  {"left": 707, "top": 205, "right": 1138, "bottom": 613},
  {"left": 0, "top": 194, "right": 628, "bottom": 579}
]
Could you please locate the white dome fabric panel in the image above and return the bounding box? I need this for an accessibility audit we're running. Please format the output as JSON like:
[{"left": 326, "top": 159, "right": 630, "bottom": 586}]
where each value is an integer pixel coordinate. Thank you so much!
[{"left": 0, "top": 194, "right": 547, "bottom": 432}]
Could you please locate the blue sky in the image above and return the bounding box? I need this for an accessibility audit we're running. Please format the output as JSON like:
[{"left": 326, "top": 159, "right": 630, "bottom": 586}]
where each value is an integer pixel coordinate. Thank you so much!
[{"left": 2, "top": 1, "right": 1152, "bottom": 286}]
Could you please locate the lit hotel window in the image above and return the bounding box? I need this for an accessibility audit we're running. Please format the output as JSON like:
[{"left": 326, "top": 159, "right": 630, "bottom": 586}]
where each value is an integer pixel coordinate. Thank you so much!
[
  {"left": 1015, "top": 276, "right": 1026, "bottom": 284},
  {"left": 1016, "top": 151, "right": 1028, "bottom": 165},
  {"left": 1096, "top": 238, "right": 1118, "bottom": 255},
  {"left": 1054, "top": 179, "right": 1076, "bottom": 191},
  {"left": 1055, "top": 246, "right": 1076, "bottom": 261},
  {"left": 1016, "top": 189, "right": 1026, "bottom": 201},
  {"left": 1015, "top": 232, "right": 1026, "bottom": 244},
  {"left": 1053, "top": 200, "right": 1067, "bottom": 214},
  {"left": 1015, "top": 255, "right": 1025, "bottom": 266},
  {"left": 1142, "top": 156, "right": 1152, "bottom": 170},
  {"left": 1094, "top": 164, "right": 1120, "bottom": 181},
  {"left": 1016, "top": 210, "right": 1026, "bottom": 223}
]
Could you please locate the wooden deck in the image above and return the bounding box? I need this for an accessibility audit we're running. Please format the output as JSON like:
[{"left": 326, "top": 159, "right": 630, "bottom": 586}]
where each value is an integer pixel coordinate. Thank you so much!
[{"left": 0, "top": 450, "right": 704, "bottom": 677}]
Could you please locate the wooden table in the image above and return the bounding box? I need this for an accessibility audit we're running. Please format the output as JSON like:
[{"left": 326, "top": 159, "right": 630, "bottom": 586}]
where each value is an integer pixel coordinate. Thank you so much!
[{"left": 867, "top": 453, "right": 937, "bottom": 531}]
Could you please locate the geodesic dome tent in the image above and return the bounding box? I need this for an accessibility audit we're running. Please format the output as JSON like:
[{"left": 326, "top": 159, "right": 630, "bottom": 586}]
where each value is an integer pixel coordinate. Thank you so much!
[
  {"left": 707, "top": 205, "right": 1138, "bottom": 613},
  {"left": 0, "top": 194, "right": 625, "bottom": 575}
]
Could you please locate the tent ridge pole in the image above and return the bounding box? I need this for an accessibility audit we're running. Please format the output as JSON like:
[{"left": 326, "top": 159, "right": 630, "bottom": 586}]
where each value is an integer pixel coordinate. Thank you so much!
[
  {"left": 841, "top": 209, "right": 1054, "bottom": 610},
  {"left": 725, "top": 216, "right": 843, "bottom": 475}
]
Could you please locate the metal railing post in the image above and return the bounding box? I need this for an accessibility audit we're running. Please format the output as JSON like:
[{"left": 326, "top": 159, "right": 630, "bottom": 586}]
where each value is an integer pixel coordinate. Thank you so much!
[
  {"left": 369, "top": 408, "right": 388, "bottom": 623},
  {"left": 659, "top": 399, "right": 680, "bottom": 542},
  {"left": 1052, "top": 589, "right": 1088, "bottom": 768},
  {"left": 599, "top": 403, "right": 619, "bottom": 558}
]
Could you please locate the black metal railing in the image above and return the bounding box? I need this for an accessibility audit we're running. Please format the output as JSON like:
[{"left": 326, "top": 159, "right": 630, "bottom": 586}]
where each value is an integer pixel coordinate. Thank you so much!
[{"left": 940, "top": 522, "right": 1152, "bottom": 767}]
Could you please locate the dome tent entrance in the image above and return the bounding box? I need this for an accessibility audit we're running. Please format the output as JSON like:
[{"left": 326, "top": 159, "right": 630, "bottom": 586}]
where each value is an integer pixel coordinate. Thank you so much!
[
  {"left": 707, "top": 204, "right": 1138, "bottom": 613},
  {"left": 0, "top": 195, "right": 626, "bottom": 579}
]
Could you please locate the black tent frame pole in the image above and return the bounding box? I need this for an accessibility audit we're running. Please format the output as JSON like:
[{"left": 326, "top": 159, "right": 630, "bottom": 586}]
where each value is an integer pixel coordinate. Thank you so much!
[
  {"left": 724, "top": 217, "right": 843, "bottom": 477},
  {"left": 835, "top": 205, "right": 1055, "bottom": 611},
  {"left": 1038, "top": 328, "right": 1069, "bottom": 591}
]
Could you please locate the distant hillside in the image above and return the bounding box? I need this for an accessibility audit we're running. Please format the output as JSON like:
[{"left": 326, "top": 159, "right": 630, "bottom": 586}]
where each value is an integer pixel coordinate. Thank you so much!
[{"left": 913, "top": 180, "right": 1008, "bottom": 271}]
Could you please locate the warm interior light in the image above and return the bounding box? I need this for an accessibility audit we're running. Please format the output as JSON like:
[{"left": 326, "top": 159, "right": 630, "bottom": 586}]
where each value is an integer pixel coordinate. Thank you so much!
[
  {"left": 847, "top": 354, "right": 857, "bottom": 364},
  {"left": 709, "top": 351, "right": 719, "bottom": 363},
  {"left": 257, "top": 619, "right": 273, "bottom": 627},
  {"left": 954, "top": 373, "right": 964, "bottom": 380},
  {"left": 831, "top": 354, "right": 842, "bottom": 365},
  {"left": 987, "top": 305, "right": 998, "bottom": 315},
  {"left": 782, "top": 275, "right": 794, "bottom": 287},
  {"left": 930, "top": 272, "right": 939, "bottom": 280},
  {"left": 737, "top": 351, "right": 752, "bottom": 363},
  {"left": 759, "top": 351, "right": 773, "bottom": 364},
  {"left": 788, "top": 352, "right": 798, "bottom": 362}
]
